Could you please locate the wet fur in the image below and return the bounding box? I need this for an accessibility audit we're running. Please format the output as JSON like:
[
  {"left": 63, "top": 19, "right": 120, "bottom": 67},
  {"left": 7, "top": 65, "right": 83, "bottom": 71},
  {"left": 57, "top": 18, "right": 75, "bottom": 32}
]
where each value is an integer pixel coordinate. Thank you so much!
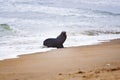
[{"left": 43, "top": 31, "right": 67, "bottom": 48}]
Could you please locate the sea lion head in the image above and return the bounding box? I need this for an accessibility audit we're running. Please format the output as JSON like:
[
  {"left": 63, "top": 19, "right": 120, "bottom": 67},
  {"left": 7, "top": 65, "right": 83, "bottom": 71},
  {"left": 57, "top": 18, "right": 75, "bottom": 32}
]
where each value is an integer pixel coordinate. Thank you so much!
[{"left": 56, "top": 31, "right": 67, "bottom": 43}]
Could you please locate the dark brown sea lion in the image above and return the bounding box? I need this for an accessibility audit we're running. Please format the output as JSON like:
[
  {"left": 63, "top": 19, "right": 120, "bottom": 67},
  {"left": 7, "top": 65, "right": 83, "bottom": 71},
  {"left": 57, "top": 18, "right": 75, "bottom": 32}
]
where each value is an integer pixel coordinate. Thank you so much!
[{"left": 43, "top": 31, "right": 67, "bottom": 48}]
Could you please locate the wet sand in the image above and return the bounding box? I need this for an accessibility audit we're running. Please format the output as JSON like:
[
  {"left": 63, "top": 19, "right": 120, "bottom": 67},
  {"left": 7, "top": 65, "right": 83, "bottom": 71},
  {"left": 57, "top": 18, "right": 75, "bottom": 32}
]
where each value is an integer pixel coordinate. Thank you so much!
[{"left": 0, "top": 39, "right": 120, "bottom": 80}]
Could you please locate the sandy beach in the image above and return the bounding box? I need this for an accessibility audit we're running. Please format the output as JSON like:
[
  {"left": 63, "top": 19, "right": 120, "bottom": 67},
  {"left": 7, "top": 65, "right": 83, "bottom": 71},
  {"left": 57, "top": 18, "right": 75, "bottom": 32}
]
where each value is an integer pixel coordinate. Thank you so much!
[{"left": 0, "top": 39, "right": 120, "bottom": 80}]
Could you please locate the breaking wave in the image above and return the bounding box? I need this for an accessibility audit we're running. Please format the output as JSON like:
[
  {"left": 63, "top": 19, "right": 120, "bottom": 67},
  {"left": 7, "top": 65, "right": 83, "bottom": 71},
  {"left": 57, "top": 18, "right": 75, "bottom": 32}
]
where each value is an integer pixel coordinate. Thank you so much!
[
  {"left": 81, "top": 30, "right": 120, "bottom": 36},
  {"left": 93, "top": 10, "right": 120, "bottom": 16},
  {"left": 0, "top": 24, "right": 14, "bottom": 37}
]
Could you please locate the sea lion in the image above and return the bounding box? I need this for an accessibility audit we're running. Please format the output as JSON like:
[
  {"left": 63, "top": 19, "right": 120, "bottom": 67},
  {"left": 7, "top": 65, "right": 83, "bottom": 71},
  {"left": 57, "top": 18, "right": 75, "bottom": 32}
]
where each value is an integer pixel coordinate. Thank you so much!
[{"left": 43, "top": 31, "right": 67, "bottom": 48}]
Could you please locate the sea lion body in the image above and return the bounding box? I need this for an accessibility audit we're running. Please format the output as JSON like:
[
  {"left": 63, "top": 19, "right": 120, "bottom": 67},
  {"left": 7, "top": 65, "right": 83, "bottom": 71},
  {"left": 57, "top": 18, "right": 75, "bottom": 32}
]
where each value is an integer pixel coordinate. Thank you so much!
[{"left": 43, "top": 31, "right": 66, "bottom": 48}]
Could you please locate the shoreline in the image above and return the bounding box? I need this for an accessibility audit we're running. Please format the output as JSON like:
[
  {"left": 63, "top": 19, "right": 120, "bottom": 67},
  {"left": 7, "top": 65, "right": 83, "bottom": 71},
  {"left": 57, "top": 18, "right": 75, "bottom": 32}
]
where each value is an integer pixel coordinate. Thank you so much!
[
  {"left": 0, "top": 39, "right": 120, "bottom": 80},
  {"left": 0, "top": 38, "right": 119, "bottom": 61}
]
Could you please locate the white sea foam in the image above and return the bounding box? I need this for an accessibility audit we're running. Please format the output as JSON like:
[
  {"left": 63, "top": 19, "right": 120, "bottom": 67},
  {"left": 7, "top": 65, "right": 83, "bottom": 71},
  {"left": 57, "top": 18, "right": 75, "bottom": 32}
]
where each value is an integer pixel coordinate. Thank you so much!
[{"left": 0, "top": 0, "right": 120, "bottom": 60}]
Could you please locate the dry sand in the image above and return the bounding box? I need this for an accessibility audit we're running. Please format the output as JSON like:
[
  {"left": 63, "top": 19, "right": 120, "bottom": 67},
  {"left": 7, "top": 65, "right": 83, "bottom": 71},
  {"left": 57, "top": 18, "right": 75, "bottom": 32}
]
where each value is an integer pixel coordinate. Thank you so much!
[{"left": 0, "top": 39, "right": 120, "bottom": 80}]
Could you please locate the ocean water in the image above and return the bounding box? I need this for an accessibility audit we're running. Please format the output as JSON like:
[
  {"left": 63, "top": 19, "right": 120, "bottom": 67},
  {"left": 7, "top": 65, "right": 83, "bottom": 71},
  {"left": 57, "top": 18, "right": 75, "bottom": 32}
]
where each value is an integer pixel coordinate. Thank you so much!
[{"left": 0, "top": 0, "right": 120, "bottom": 60}]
